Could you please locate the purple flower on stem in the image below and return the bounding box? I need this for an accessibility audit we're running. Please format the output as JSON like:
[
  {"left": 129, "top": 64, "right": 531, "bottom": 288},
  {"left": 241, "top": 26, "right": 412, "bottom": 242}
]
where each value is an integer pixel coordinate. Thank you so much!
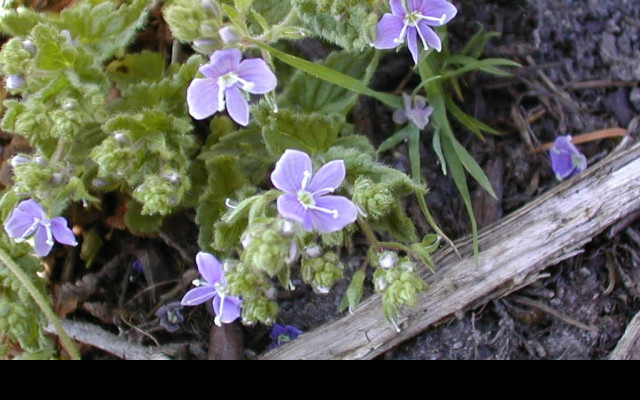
[
  {"left": 393, "top": 93, "right": 434, "bottom": 130},
  {"left": 269, "top": 324, "right": 303, "bottom": 349},
  {"left": 155, "top": 302, "right": 184, "bottom": 333},
  {"left": 187, "top": 48, "right": 277, "bottom": 126},
  {"left": 549, "top": 135, "right": 588, "bottom": 181},
  {"left": 271, "top": 150, "right": 358, "bottom": 233},
  {"left": 4, "top": 199, "right": 77, "bottom": 257},
  {"left": 181, "top": 252, "right": 242, "bottom": 326},
  {"left": 374, "top": 0, "right": 458, "bottom": 64}
]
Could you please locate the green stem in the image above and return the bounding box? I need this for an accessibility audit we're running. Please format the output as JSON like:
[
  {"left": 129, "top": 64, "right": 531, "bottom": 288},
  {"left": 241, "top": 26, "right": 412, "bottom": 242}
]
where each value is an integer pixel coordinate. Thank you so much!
[
  {"left": 358, "top": 219, "right": 380, "bottom": 248},
  {"left": 0, "top": 248, "right": 80, "bottom": 360}
]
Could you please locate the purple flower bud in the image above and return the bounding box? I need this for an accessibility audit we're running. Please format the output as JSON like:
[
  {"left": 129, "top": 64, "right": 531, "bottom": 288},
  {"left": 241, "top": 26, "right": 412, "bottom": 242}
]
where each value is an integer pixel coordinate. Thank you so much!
[
  {"left": 549, "top": 135, "right": 588, "bottom": 181},
  {"left": 10, "top": 155, "right": 31, "bottom": 168},
  {"left": 5, "top": 75, "right": 25, "bottom": 90},
  {"left": 271, "top": 150, "right": 358, "bottom": 233},
  {"left": 192, "top": 38, "right": 219, "bottom": 54},
  {"left": 22, "top": 40, "right": 36, "bottom": 55},
  {"left": 4, "top": 199, "right": 77, "bottom": 257},
  {"left": 218, "top": 26, "right": 240, "bottom": 44},
  {"left": 155, "top": 302, "right": 185, "bottom": 333},
  {"left": 202, "top": 0, "right": 219, "bottom": 17},
  {"left": 187, "top": 49, "right": 277, "bottom": 126},
  {"left": 374, "top": 0, "right": 458, "bottom": 64}
]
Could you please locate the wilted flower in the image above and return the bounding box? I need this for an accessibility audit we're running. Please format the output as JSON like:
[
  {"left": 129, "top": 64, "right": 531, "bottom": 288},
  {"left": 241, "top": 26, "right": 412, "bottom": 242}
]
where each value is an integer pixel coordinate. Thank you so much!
[
  {"left": 187, "top": 48, "right": 277, "bottom": 126},
  {"left": 181, "top": 252, "right": 242, "bottom": 325},
  {"left": 549, "top": 135, "right": 588, "bottom": 180},
  {"left": 271, "top": 150, "right": 358, "bottom": 233},
  {"left": 393, "top": 93, "right": 434, "bottom": 130},
  {"left": 269, "top": 324, "right": 303, "bottom": 349},
  {"left": 4, "top": 199, "right": 77, "bottom": 257},
  {"left": 155, "top": 302, "right": 184, "bottom": 333},
  {"left": 374, "top": 0, "right": 458, "bottom": 64}
]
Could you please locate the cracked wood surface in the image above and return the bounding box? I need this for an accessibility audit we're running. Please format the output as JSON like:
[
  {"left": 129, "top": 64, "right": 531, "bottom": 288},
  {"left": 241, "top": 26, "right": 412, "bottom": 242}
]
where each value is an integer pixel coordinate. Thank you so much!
[{"left": 261, "top": 140, "right": 640, "bottom": 360}]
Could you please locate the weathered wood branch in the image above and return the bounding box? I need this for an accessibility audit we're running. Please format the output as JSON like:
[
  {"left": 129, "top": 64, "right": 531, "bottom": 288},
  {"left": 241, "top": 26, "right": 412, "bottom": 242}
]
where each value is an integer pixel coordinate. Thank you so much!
[
  {"left": 262, "top": 140, "right": 640, "bottom": 360},
  {"left": 609, "top": 312, "right": 640, "bottom": 360}
]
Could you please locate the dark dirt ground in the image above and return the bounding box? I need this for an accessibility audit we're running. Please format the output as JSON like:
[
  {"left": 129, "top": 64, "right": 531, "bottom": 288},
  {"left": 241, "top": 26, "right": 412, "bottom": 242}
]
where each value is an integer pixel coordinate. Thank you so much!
[{"left": 1, "top": 0, "right": 639, "bottom": 359}]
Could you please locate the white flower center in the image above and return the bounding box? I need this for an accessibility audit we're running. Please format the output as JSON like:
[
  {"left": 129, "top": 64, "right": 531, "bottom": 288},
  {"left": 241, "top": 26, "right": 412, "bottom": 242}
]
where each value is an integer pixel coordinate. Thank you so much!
[
  {"left": 395, "top": 11, "right": 448, "bottom": 51},
  {"left": 296, "top": 170, "right": 340, "bottom": 219},
  {"left": 216, "top": 72, "right": 255, "bottom": 112}
]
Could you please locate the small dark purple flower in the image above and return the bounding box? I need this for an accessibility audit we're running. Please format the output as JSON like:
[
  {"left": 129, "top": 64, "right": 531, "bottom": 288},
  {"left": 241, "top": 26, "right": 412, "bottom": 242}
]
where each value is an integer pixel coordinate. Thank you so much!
[
  {"left": 549, "top": 135, "right": 588, "bottom": 181},
  {"left": 187, "top": 48, "right": 277, "bottom": 126},
  {"left": 271, "top": 150, "right": 358, "bottom": 234},
  {"left": 374, "top": 0, "right": 458, "bottom": 64},
  {"left": 393, "top": 93, "right": 434, "bottom": 130},
  {"left": 181, "top": 252, "right": 242, "bottom": 326},
  {"left": 269, "top": 324, "right": 303, "bottom": 349},
  {"left": 155, "top": 302, "right": 185, "bottom": 333},
  {"left": 4, "top": 199, "right": 77, "bottom": 257}
]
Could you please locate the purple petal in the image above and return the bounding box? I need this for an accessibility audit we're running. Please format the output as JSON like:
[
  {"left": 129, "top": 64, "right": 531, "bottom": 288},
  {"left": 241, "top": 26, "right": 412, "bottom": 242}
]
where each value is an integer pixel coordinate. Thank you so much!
[
  {"left": 225, "top": 85, "right": 250, "bottom": 126},
  {"left": 417, "top": 22, "right": 442, "bottom": 51},
  {"left": 33, "top": 225, "right": 53, "bottom": 257},
  {"left": 271, "top": 149, "right": 313, "bottom": 194},
  {"left": 199, "top": 48, "right": 242, "bottom": 79},
  {"left": 308, "top": 160, "right": 346, "bottom": 195},
  {"left": 16, "top": 199, "right": 47, "bottom": 220},
  {"left": 187, "top": 78, "right": 221, "bottom": 120},
  {"left": 407, "top": 27, "right": 420, "bottom": 64},
  {"left": 389, "top": 0, "right": 406, "bottom": 16},
  {"left": 4, "top": 209, "right": 38, "bottom": 240},
  {"left": 553, "top": 135, "right": 579, "bottom": 153},
  {"left": 181, "top": 286, "right": 217, "bottom": 307},
  {"left": 549, "top": 150, "right": 576, "bottom": 180},
  {"left": 277, "top": 194, "right": 313, "bottom": 231},
  {"left": 213, "top": 295, "right": 242, "bottom": 324},
  {"left": 196, "top": 252, "right": 223, "bottom": 285},
  {"left": 549, "top": 136, "right": 587, "bottom": 180},
  {"left": 310, "top": 195, "right": 358, "bottom": 233},
  {"left": 374, "top": 14, "right": 405, "bottom": 49},
  {"left": 50, "top": 217, "right": 77, "bottom": 247},
  {"left": 236, "top": 59, "right": 277, "bottom": 94},
  {"left": 417, "top": 0, "right": 458, "bottom": 25}
]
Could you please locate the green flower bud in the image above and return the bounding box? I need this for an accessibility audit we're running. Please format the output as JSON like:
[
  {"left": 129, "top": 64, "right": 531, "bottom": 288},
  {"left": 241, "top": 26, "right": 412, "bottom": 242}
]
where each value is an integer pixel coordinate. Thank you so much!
[
  {"left": 301, "top": 252, "right": 344, "bottom": 294},
  {"left": 0, "top": 37, "right": 33, "bottom": 75},
  {"left": 50, "top": 109, "right": 82, "bottom": 141},
  {"left": 133, "top": 173, "right": 189, "bottom": 216},
  {"left": 225, "top": 262, "right": 272, "bottom": 300},
  {"left": 12, "top": 161, "right": 54, "bottom": 196},
  {"left": 375, "top": 257, "right": 427, "bottom": 309},
  {"left": 241, "top": 219, "right": 298, "bottom": 277},
  {"left": 241, "top": 296, "right": 279, "bottom": 326},
  {"left": 352, "top": 177, "right": 395, "bottom": 219},
  {"left": 163, "top": 0, "right": 220, "bottom": 42}
]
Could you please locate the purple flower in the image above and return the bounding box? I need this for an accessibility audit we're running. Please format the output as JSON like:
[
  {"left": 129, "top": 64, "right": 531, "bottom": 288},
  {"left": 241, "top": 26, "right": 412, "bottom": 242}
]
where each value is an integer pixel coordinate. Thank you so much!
[
  {"left": 4, "top": 199, "right": 77, "bottom": 257},
  {"left": 181, "top": 252, "right": 242, "bottom": 325},
  {"left": 155, "top": 302, "right": 184, "bottom": 333},
  {"left": 393, "top": 93, "right": 434, "bottom": 130},
  {"left": 269, "top": 324, "right": 303, "bottom": 349},
  {"left": 374, "top": 0, "right": 458, "bottom": 64},
  {"left": 271, "top": 150, "right": 358, "bottom": 233},
  {"left": 549, "top": 135, "right": 588, "bottom": 181},
  {"left": 186, "top": 48, "right": 277, "bottom": 126}
]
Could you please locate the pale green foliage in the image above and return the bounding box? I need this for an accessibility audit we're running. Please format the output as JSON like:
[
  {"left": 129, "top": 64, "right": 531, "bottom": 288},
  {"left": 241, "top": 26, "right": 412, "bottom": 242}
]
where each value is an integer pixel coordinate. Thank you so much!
[{"left": 291, "top": 0, "right": 378, "bottom": 52}]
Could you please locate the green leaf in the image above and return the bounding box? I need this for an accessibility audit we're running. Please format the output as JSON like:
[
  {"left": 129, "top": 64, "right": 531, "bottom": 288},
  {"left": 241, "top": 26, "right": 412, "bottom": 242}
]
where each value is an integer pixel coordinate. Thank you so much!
[
  {"left": 30, "top": 25, "right": 86, "bottom": 71},
  {"left": 57, "top": 0, "right": 150, "bottom": 62},
  {"left": 0, "top": 8, "right": 45, "bottom": 37},
  {"left": 445, "top": 97, "right": 501, "bottom": 139},
  {"left": 280, "top": 50, "right": 373, "bottom": 115},
  {"left": 448, "top": 134, "right": 497, "bottom": 199},
  {"left": 443, "top": 56, "right": 521, "bottom": 80},
  {"left": 106, "top": 51, "right": 165, "bottom": 85},
  {"left": 254, "top": 107, "right": 345, "bottom": 157},
  {"left": 339, "top": 269, "right": 366, "bottom": 313},
  {"left": 251, "top": 40, "right": 402, "bottom": 109},
  {"left": 461, "top": 24, "right": 501, "bottom": 58},
  {"left": 124, "top": 200, "right": 164, "bottom": 234}
]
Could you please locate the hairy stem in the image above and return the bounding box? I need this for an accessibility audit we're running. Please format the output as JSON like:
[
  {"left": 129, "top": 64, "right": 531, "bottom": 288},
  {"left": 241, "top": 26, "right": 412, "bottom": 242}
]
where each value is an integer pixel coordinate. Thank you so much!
[{"left": 0, "top": 248, "right": 80, "bottom": 360}]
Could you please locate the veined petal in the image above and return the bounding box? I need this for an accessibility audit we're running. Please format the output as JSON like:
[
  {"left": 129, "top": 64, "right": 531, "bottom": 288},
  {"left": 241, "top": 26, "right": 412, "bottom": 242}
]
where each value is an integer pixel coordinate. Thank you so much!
[
  {"left": 50, "top": 217, "right": 77, "bottom": 247},
  {"left": 187, "top": 78, "right": 221, "bottom": 120},
  {"left": 374, "top": 14, "right": 406, "bottom": 49},
  {"left": 310, "top": 195, "right": 358, "bottom": 233},
  {"left": 4, "top": 208, "right": 38, "bottom": 240},
  {"left": 196, "top": 252, "right": 224, "bottom": 286},
  {"left": 407, "top": 27, "right": 421, "bottom": 64},
  {"left": 236, "top": 59, "right": 277, "bottom": 94},
  {"left": 390, "top": 0, "right": 407, "bottom": 16},
  {"left": 417, "top": 22, "right": 442, "bottom": 51},
  {"left": 33, "top": 224, "right": 53, "bottom": 257},
  {"left": 308, "top": 160, "right": 346, "bottom": 195},
  {"left": 271, "top": 149, "right": 313, "bottom": 194},
  {"left": 199, "top": 48, "right": 242, "bottom": 78},
  {"left": 181, "top": 286, "right": 217, "bottom": 307},
  {"left": 213, "top": 295, "right": 242, "bottom": 324},
  {"left": 553, "top": 135, "right": 579, "bottom": 153},
  {"left": 549, "top": 149, "right": 576, "bottom": 180},
  {"left": 16, "top": 199, "right": 47, "bottom": 220},
  {"left": 418, "top": 0, "right": 458, "bottom": 26},
  {"left": 277, "top": 194, "right": 313, "bottom": 232},
  {"left": 225, "top": 85, "right": 250, "bottom": 126}
]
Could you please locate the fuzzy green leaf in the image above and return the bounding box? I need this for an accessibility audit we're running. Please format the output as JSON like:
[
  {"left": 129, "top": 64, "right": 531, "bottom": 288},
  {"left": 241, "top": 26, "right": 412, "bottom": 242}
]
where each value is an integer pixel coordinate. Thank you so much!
[
  {"left": 106, "top": 51, "right": 165, "bottom": 85},
  {"left": 124, "top": 200, "right": 164, "bottom": 234},
  {"left": 339, "top": 269, "right": 365, "bottom": 313},
  {"left": 0, "top": 8, "right": 45, "bottom": 37}
]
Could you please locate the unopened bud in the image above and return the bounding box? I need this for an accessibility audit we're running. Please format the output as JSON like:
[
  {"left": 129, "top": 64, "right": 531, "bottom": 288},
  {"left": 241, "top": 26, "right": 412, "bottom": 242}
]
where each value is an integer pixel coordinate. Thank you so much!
[
  {"left": 5, "top": 75, "right": 25, "bottom": 90},
  {"left": 22, "top": 40, "right": 35, "bottom": 55},
  {"left": 193, "top": 38, "right": 219, "bottom": 54},
  {"left": 10, "top": 155, "right": 30, "bottom": 168},
  {"left": 379, "top": 252, "right": 398, "bottom": 269},
  {"left": 114, "top": 131, "right": 130, "bottom": 145},
  {"left": 219, "top": 26, "right": 240, "bottom": 44},
  {"left": 305, "top": 245, "right": 322, "bottom": 258},
  {"left": 202, "top": 0, "right": 219, "bottom": 17},
  {"left": 281, "top": 219, "right": 296, "bottom": 236}
]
